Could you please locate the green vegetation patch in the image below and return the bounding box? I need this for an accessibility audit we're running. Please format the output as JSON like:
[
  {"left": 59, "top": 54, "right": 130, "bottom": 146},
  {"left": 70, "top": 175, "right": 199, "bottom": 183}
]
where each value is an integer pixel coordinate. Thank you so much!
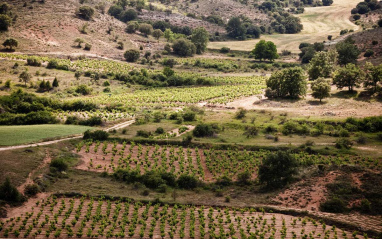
[{"left": 0, "top": 124, "right": 93, "bottom": 146}]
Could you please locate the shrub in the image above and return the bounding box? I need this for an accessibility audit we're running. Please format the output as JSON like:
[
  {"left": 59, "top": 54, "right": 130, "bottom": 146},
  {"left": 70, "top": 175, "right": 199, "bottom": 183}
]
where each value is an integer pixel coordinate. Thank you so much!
[
  {"left": 193, "top": 123, "right": 218, "bottom": 137},
  {"left": 172, "top": 38, "right": 196, "bottom": 57},
  {"left": 0, "top": 178, "right": 23, "bottom": 202},
  {"left": 320, "top": 197, "right": 347, "bottom": 213},
  {"left": 136, "top": 130, "right": 152, "bottom": 138},
  {"left": 50, "top": 159, "right": 68, "bottom": 172},
  {"left": 76, "top": 6, "right": 95, "bottom": 20},
  {"left": 24, "top": 184, "right": 40, "bottom": 196},
  {"left": 237, "top": 171, "right": 251, "bottom": 185},
  {"left": 83, "top": 130, "right": 109, "bottom": 140},
  {"left": 258, "top": 151, "right": 298, "bottom": 189},
  {"left": 79, "top": 116, "right": 102, "bottom": 126},
  {"left": 244, "top": 126, "right": 259, "bottom": 138},
  {"left": 75, "top": 84, "right": 92, "bottom": 95},
  {"left": 124, "top": 49, "right": 140, "bottom": 62},
  {"left": 364, "top": 49, "right": 374, "bottom": 57},
  {"left": 335, "top": 138, "right": 353, "bottom": 149},
  {"left": 182, "top": 111, "right": 196, "bottom": 121},
  {"left": 138, "top": 23, "right": 153, "bottom": 37},
  {"left": 155, "top": 127, "right": 164, "bottom": 134},
  {"left": 177, "top": 175, "right": 199, "bottom": 189},
  {"left": 0, "top": 14, "right": 11, "bottom": 31},
  {"left": 235, "top": 108, "right": 247, "bottom": 119},
  {"left": 2, "top": 38, "right": 18, "bottom": 50},
  {"left": 220, "top": 47, "right": 230, "bottom": 53},
  {"left": 47, "top": 59, "right": 59, "bottom": 69},
  {"left": 84, "top": 43, "right": 92, "bottom": 51}
]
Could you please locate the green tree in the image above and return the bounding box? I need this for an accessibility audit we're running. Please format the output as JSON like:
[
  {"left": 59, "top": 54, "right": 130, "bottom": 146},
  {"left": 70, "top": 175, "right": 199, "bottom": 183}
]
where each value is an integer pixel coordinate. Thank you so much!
[
  {"left": 258, "top": 151, "right": 298, "bottom": 189},
  {"left": 76, "top": 6, "right": 95, "bottom": 20},
  {"left": 138, "top": 23, "right": 153, "bottom": 37},
  {"left": 164, "top": 28, "right": 174, "bottom": 42},
  {"left": 191, "top": 27, "right": 209, "bottom": 54},
  {"left": 52, "top": 77, "right": 59, "bottom": 87},
  {"left": 126, "top": 21, "right": 139, "bottom": 33},
  {"left": 311, "top": 78, "right": 331, "bottom": 102},
  {"left": 19, "top": 70, "right": 31, "bottom": 86},
  {"left": 152, "top": 29, "right": 163, "bottom": 40},
  {"left": 265, "top": 67, "right": 307, "bottom": 98},
  {"left": 333, "top": 63, "right": 364, "bottom": 92},
  {"left": 124, "top": 49, "right": 140, "bottom": 62},
  {"left": 120, "top": 9, "right": 137, "bottom": 22},
  {"left": 0, "top": 178, "right": 22, "bottom": 202},
  {"left": 336, "top": 40, "right": 360, "bottom": 65},
  {"left": 307, "top": 49, "right": 338, "bottom": 80},
  {"left": 0, "top": 14, "right": 11, "bottom": 31},
  {"left": 252, "top": 40, "right": 279, "bottom": 62},
  {"left": 2, "top": 38, "right": 18, "bottom": 50},
  {"left": 322, "top": 0, "right": 333, "bottom": 6},
  {"left": 172, "top": 38, "right": 196, "bottom": 57},
  {"left": 364, "top": 62, "right": 382, "bottom": 92},
  {"left": 226, "top": 17, "right": 246, "bottom": 40}
]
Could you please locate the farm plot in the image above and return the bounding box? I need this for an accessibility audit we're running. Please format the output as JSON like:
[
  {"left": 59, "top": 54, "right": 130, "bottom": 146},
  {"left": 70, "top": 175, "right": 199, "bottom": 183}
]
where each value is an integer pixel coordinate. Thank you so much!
[
  {"left": 0, "top": 196, "right": 367, "bottom": 239},
  {"left": 75, "top": 142, "right": 382, "bottom": 182},
  {"left": 71, "top": 81, "right": 266, "bottom": 108}
]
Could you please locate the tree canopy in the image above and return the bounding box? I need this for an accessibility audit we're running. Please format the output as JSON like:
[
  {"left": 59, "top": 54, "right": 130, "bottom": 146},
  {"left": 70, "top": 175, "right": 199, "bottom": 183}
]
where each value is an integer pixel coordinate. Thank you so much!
[
  {"left": 333, "top": 63, "right": 364, "bottom": 91},
  {"left": 252, "top": 40, "right": 279, "bottom": 62},
  {"left": 307, "top": 50, "right": 338, "bottom": 80},
  {"left": 265, "top": 67, "right": 307, "bottom": 99},
  {"left": 311, "top": 78, "right": 331, "bottom": 102},
  {"left": 191, "top": 27, "right": 209, "bottom": 54}
]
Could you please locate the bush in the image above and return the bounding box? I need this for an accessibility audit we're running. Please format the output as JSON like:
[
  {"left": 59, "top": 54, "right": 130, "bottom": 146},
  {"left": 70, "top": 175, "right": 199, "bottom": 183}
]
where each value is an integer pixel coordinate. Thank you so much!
[
  {"left": 76, "top": 6, "right": 95, "bottom": 20},
  {"left": 0, "top": 14, "right": 11, "bottom": 31},
  {"left": 136, "top": 130, "right": 152, "bottom": 138},
  {"left": 237, "top": 171, "right": 251, "bottom": 185},
  {"left": 335, "top": 138, "right": 353, "bottom": 149},
  {"left": 50, "top": 159, "right": 68, "bottom": 172},
  {"left": 155, "top": 127, "right": 164, "bottom": 134},
  {"left": 182, "top": 111, "right": 196, "bottom": 121},
  {"left": 83, "top": 130, "right": 109, "bottom": 140},
  {"left": 124, "top": 49, "right": 140, "bottom": 62},
  {"left": 79, "top": 116, "right": 102, "bottom": 126},
  {"left": 258, "top": 151, "right": 298, "bottom": 189},
  {"left": 0, "top": 178, "right": 23, "bottom": 202},
  {"left": 27, "top": 57, "right": 42, "bottom": 67},
  {"left": 364, "top": 49, "right": 374, "bottom": 57},
  {"left": 244, "top": 126, "right": 259, "bottom": 138},
  {"left": 320, "top": 197, "right": 347, "bottom": 213},
  {"left": 220, "top": 47, "right": 230, "bottom": 53},
  {"left": 24, "top": 184, "right": 40, "bottom": 197},
  {"left": 193, "top": 123, "right": 218, "bottom": 137},
  {"left": 75, "top": 84, "right": 92, "bottom": 95},
  {"left": 177, "top": 175, "right": 199, "bottom": 189},
  {"left": 235, "top": 108, "right": 247, "bottom": 119},
  {"left": 172, "top": 38, "right": 196, "bottom": 57}
]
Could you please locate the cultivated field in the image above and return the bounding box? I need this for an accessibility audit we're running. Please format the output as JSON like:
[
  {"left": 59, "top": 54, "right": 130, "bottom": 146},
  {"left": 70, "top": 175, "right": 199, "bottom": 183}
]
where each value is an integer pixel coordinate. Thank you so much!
[
  {"left": 0, "top": 125, "right": 92, "bottom": 146},
  {"left": 208, "top": 0, "right": 361, "bottom": 52},
  {"left": 0, "top": 195, "right": 368, "bottom": 239}
]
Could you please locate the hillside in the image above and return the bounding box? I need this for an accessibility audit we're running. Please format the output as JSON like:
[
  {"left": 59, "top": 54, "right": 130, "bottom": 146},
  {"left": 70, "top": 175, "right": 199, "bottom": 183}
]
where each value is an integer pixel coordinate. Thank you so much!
[{"left": 0, "top": 0, "right": 161, "bottom": 59}]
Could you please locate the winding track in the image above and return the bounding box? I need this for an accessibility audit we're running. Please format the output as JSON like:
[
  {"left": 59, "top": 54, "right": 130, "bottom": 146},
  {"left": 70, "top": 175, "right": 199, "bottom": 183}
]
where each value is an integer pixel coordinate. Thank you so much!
[{"left": 0, "top": 120, "right": 135, "bottom": 152}]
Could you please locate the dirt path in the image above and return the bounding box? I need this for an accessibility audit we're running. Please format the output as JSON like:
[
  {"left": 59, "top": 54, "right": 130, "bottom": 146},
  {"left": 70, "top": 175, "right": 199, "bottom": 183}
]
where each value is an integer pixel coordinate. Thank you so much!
[
  {"left": 0, "top": 120, "right": 135, "bottom": 152},
  {"left": 17, "top": 150, "right": 52, "bottom": 193}
]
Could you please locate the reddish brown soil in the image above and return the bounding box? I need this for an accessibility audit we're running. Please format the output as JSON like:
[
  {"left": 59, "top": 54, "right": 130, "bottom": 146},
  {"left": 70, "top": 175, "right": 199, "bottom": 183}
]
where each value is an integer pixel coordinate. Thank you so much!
[{"left": 272, "top": 171, "right": 340, "bottom": 211}]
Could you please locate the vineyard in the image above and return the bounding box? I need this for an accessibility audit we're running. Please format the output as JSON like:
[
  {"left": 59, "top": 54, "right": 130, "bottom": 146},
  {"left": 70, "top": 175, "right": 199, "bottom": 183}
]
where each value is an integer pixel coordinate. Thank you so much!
[
  {"left": 0, "top": 195, "right": 367, "bottom": 239},
  {"left": 68, "top": 82, "right": 265, "bottom": 108},
  {"left": 55, "top": 111, "right": 134, "bottom": 124},
  {"left": 75, "top": 142, "right": 382, "bottom": 182}
]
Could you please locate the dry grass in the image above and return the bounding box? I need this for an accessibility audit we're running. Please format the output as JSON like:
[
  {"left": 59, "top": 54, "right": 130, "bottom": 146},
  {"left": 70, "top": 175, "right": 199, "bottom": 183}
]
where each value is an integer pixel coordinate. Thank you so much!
[{"left": 208, "top": 0, "right": 361, "bottom": 53}]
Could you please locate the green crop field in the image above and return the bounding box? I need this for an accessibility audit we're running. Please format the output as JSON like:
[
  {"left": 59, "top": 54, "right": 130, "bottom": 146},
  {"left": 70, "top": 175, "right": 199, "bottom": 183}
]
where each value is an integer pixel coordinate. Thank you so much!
[{"left": 0, "top": 125, "right": 93, "bottom": 146}]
